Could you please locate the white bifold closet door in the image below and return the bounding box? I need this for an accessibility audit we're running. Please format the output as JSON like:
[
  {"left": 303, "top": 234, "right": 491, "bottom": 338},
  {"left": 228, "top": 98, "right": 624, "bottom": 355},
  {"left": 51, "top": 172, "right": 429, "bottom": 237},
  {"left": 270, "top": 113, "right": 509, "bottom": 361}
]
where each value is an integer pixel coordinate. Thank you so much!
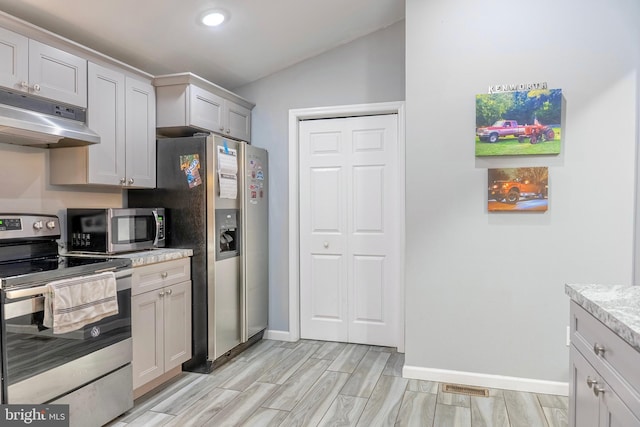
[{"left": 299, "top": 114, "right": 399, "bottom": 347}]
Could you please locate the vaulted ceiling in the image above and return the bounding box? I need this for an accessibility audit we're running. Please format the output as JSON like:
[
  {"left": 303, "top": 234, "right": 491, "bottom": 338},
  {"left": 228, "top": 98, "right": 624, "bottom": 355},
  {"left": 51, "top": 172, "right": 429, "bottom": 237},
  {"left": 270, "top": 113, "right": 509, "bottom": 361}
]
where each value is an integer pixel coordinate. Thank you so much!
[{"left": 0, "top": 0, "right": 405, "bottom": 89}]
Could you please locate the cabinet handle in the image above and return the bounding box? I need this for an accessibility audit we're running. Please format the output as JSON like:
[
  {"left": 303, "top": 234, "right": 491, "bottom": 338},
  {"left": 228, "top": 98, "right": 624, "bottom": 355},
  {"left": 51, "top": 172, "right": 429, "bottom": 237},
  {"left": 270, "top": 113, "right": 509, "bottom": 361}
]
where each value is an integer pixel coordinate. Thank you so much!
[
  {"left": 593, "top": 343, "right": 605, "bottom": 356},
  {"left": 159, "top": 291, "right": 165, "bottom": 297},
  {"left": 20, "top": 81, "right": 28, "bottom": 90},
  {"left": 161, "top": 272, "right": 168, "bottom": 279},
  {"left": 120, "top": 177, "right": 126, "bottom": 185},
  {"left": 166, "top": 288, "right": 172, "bottom": 295},
  {"left": 219, "top": 127, "right": 224, "bottom": 132},
  {"left": 128, "top": 178, "right": 135, "bottom": 185},
  {"left": 586, "top": 377, "right": 597, "bottom": 388},
  {"left": 323, "top": 241, "right": 329, "bottom": 248},
  {"left": 226, "top": 129, "right": 231, "bottom": 134},
  {"left": 593, "top": 385, "right": 605, "bottom": 396},
  {"left": 32, "top": 83, "right": 41, "bottom": 92}
]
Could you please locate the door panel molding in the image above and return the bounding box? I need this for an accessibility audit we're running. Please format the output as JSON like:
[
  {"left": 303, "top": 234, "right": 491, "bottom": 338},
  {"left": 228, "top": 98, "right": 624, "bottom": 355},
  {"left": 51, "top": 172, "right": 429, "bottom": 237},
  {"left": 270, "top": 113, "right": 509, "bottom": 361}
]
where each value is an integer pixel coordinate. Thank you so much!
[{"left": 287, "top": 102, "right": 405, "bottom": 352}]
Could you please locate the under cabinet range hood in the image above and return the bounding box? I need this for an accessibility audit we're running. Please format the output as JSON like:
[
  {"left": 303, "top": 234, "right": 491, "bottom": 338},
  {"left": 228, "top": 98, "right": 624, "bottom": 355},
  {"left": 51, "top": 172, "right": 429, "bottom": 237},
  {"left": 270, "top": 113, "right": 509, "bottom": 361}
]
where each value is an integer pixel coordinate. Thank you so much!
[{"left": 0, "top": 89, "right": 99, "bottom": 148}]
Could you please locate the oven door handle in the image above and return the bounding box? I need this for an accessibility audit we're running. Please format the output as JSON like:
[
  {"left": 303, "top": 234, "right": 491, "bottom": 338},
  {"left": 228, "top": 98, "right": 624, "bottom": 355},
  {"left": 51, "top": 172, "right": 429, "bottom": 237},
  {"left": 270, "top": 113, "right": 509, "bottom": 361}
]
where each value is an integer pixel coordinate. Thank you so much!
[
  {"left": 4, "top": 267, "right": 130, "bottom": 300},
  {"left": 5, "top": 285, "right": 49, "bottom": 300}
]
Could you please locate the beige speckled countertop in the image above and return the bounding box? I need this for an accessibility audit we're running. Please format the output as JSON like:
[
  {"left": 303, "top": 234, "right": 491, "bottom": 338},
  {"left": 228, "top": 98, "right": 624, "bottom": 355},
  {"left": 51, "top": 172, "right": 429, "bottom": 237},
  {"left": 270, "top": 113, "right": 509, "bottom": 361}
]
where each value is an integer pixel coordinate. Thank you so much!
[
  {"left": 66, "top": 248, "right": 193, "bottom": 268},
  {"left": 110, "top": 248, "right": 193, "bottom": 267}
]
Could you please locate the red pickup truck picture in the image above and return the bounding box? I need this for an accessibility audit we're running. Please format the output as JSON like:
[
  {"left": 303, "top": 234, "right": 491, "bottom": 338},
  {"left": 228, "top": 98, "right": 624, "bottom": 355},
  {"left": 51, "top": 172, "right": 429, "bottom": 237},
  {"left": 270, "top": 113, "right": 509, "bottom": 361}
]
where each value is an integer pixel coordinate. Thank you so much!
[
  {"left": 476, "top": 120, "right": 555, "bottom": 144},
  {"left": 489, "top": 178, "right": 547, "bottom": 204},
  {"left": 488, "top": 167, "right": 549, "bottom": 212}
]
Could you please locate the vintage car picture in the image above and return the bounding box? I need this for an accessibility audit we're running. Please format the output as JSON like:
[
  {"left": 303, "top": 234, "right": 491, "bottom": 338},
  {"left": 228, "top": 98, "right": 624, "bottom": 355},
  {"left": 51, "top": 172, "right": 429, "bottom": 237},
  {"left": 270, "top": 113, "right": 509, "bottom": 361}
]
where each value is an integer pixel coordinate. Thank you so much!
[
  {"left": 488, "top": 167, "right": 548, "bottom": 212},
  {"left": 476, "top": 88, "right": 562, "bottom": 156}
]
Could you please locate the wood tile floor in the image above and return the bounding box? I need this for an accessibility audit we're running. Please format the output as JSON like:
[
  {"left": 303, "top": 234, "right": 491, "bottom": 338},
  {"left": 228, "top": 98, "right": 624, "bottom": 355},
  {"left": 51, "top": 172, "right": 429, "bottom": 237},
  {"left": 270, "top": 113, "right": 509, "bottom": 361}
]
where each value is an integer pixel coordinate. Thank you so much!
[{"left": 107, "top": 339, "right": 568, "bottom": 427}]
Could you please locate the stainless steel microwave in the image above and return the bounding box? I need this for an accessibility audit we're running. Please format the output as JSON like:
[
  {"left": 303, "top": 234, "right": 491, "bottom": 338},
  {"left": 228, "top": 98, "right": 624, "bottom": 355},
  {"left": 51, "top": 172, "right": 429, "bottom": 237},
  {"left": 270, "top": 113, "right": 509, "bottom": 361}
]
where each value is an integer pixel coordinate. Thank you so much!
[{"left": 67, "top": 208, "right": 165, "bottom": 254}]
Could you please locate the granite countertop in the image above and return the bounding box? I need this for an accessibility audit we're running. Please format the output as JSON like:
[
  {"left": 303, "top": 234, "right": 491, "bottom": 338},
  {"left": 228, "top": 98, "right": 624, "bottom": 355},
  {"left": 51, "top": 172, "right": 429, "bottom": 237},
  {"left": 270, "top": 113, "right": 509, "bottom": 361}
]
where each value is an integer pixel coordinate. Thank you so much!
[
  {"left": 109, "top": 248, "right": 193, "bottom": 267},
  {"left": 565, "top": 283, "right": 640, "bottom": 353}
]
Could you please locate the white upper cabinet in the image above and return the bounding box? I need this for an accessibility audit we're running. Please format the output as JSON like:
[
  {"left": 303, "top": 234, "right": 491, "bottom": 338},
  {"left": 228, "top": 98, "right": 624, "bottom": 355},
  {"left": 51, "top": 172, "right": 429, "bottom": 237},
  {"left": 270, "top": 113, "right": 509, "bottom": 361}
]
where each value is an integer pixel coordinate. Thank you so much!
[
  {"left": 187, "top": 84, "right": 251, "bottom": 141},
  {"left": 50, "top": 63, "right": 155, "bottom": 188},
  {"left": 0, "top": 27, "right": 28, "bottom": 91},
  {"left": 124, "top": 76, "right": 156, "bottom": 188},
  {"left": 189, "top": 84, "right": 224, "bottom": 132},
  {"left": 224, "top": 98, "right": 251, "bottom": 142},
  {"left": 155, "top": 73, "right": 254, "bottom": 142},
  {"left": 0, "top": 27, "right": 87, "bottom": 107},
  {"left": 28, "top": 40, "right": 87, "bottom": 107},
  {"left": 85, "top": 62, "right": 126, "bottom": 185}
]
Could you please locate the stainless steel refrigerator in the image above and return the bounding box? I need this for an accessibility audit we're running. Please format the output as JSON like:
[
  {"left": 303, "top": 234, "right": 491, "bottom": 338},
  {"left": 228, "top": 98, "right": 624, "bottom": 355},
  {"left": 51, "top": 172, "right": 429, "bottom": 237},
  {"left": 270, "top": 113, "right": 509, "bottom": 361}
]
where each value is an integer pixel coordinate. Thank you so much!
[{"left": 127, "top": 134, "right": 268, "bottom": 373}]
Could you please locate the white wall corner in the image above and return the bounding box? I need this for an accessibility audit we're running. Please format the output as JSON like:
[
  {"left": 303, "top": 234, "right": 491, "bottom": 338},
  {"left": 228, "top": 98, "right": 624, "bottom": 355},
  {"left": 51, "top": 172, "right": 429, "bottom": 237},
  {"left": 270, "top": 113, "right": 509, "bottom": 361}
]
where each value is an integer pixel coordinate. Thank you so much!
[
  {"left": 263, "top": 329, "right": 297, "bottom": 342},
  {"left": 402, "top": 365, "right": 569, "bottom": 396}
]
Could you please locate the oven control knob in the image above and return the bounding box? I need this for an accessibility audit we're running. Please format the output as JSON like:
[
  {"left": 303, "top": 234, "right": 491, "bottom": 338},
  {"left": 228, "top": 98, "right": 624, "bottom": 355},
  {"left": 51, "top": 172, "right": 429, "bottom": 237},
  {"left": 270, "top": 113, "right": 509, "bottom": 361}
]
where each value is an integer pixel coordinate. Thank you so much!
[
  {"left": 46, "top": 221, "right": 57, "bottom": 230},
  {"left": 33, "top": 221, "right": 43, "bottom": 230}
]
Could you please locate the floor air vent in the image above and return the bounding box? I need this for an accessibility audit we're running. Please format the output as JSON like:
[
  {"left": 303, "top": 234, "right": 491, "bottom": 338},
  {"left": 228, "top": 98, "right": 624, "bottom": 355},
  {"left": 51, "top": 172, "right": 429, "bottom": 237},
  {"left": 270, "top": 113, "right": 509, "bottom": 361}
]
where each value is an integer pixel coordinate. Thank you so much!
[{"left": 442, "top": 383, "right": 489, "bottom": 397}]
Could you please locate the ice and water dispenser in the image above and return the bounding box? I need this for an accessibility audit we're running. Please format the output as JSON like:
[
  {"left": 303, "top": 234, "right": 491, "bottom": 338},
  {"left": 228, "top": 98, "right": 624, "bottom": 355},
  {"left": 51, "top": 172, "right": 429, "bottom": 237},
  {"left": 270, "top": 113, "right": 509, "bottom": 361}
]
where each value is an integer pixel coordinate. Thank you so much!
[{"left": 216, "top": 209, "right": 240, "bottom": 260}]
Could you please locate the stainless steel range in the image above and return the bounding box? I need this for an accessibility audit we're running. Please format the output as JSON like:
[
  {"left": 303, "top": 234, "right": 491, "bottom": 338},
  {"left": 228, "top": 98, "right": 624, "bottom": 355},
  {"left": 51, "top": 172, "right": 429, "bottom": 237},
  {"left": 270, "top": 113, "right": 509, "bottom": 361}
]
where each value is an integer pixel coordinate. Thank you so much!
[{"left": 0, "top": 213, "right": 133, "bottom": 427}]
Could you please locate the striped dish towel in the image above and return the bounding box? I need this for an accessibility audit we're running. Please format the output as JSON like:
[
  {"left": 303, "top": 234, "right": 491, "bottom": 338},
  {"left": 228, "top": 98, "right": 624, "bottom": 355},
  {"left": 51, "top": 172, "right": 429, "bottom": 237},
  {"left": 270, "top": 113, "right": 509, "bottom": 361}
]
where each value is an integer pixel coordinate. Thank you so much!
[{"left": 43, "top": 271, "right": 118, "bottom": 334}]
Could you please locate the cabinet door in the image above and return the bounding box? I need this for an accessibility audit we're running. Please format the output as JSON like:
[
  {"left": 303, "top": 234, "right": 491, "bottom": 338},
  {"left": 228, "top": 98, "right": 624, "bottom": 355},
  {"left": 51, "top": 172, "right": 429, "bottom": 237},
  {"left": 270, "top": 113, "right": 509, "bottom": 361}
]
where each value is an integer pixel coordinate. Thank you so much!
[
  {"left": 125, "top": 77, "right": 156, "bottom": 188},
  {"left": 189, "top": 85, "right": 224, "bottom": 133},
  {"left": 132, "top": 291, "right": 164, "bottom": 389},
  {"left": 600, "top": 386, "right": 640, "bottom": 427},
  {"left": 87, "top": 62, "right": 126, "bottom": 185},
  {"left": 569, "top": 347, "right": 600, "bottom": 427},
  {"left": 28, "top": 40, "right": 87, "bottom": 107},
  {"left": 131, "top": 258, "right": 191, "bottom": 296},
  {"left": 0, "top": 27, "right": 28, "bottom": 91},
  {"left": 224, "top": 100, "right": 251, "bottom": 142},
  {"left": 163, "top": 281, "right": 192, "bottom": 371}
]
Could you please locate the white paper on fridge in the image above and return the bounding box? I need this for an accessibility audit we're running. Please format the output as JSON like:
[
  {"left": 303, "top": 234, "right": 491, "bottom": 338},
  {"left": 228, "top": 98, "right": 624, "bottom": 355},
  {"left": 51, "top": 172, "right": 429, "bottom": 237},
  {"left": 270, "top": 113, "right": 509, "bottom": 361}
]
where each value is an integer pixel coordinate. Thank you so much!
[{"left": 218, "top": 146, "right": 238, "bottom": 199}]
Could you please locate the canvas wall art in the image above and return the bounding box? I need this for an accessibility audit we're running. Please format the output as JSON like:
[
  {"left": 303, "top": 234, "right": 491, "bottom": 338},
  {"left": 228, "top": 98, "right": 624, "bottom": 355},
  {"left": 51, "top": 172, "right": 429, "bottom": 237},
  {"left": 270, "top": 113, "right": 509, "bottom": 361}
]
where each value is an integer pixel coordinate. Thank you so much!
[
  {"left": 488, "top": 167, "right": 548, "bottom": 212},
  {"left": 476, "top": 89, "right": 562, "bottom": 156}
]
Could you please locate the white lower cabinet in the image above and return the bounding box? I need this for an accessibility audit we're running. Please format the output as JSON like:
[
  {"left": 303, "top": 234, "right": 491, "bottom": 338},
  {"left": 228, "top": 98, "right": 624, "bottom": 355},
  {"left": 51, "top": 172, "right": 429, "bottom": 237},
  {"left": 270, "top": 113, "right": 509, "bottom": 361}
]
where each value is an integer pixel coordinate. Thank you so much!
[
  {"left": 131, "top": 258, "right": 192, "bottom": 394},
  {"left": 569, "top": 302, "right": 640, "bottom": 427}
]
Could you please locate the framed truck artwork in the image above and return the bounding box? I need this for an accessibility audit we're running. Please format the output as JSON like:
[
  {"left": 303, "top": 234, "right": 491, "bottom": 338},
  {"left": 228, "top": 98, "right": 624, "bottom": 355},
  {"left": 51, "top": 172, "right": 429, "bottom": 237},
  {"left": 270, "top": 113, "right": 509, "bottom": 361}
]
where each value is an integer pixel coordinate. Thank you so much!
[
  {"left": 476, "top": 88, "right": 562, "bottom": 156},
  {"left": 488, "top": 167, "right": 548, "bottom": 212}
]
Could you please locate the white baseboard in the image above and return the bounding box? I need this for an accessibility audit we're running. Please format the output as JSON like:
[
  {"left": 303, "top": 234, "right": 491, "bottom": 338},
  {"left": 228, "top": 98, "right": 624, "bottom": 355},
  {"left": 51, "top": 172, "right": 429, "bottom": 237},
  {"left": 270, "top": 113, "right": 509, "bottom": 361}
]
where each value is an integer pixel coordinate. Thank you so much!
[
  {"left": 402, "top": 365, "right": 568, "bottom": 396},
  {"left": 263, "top": 329, "right": 296, "bottom": 342}
]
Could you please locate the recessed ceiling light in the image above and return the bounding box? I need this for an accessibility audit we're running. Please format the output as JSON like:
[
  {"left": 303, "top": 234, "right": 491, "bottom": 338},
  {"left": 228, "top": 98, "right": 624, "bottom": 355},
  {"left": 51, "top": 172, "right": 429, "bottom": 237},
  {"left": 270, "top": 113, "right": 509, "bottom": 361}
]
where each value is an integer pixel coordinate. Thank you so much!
[{"left": 200, "top": 10, "right": 227, "bottom": 27}]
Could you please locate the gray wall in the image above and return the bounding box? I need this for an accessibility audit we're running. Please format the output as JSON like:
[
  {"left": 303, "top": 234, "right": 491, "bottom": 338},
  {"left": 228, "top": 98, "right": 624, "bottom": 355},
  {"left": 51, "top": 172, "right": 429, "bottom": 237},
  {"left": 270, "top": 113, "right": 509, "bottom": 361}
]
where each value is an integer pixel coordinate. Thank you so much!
[
  {"left": 234, "top": 20, "right": 406, "bottom": 332},
  {"left": 0, "top": 143, "right": 123, "bottom": 238},
  {"left": 405, "top": 0, "right": 639, "bottom": 383}
]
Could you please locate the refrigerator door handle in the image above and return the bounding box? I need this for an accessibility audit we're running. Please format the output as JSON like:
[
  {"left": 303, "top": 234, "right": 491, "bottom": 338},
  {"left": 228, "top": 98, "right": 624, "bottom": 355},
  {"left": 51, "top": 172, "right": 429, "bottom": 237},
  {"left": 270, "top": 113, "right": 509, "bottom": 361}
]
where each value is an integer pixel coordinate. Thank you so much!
[{"left": 239, "top": 141, "right": 248, "bottom": 343}]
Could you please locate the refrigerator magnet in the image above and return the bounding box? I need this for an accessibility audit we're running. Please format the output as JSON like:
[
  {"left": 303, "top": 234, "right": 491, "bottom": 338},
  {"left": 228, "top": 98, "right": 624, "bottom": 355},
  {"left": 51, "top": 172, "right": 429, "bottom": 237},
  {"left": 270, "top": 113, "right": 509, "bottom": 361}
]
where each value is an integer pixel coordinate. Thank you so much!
[{"left": 180, "top": 154, "right": 202, "bottom": 188}]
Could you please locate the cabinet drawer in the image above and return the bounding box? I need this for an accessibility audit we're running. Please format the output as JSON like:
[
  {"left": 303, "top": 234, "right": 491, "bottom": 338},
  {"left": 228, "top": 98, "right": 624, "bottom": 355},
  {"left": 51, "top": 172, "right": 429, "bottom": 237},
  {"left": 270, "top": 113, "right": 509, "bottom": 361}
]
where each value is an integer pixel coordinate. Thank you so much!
[
  {"left": 570, "top": 301, "right": 640, "bottom": 418},
  {"left": 132, "top": 258, "right": 191, "bottom": 296}
]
